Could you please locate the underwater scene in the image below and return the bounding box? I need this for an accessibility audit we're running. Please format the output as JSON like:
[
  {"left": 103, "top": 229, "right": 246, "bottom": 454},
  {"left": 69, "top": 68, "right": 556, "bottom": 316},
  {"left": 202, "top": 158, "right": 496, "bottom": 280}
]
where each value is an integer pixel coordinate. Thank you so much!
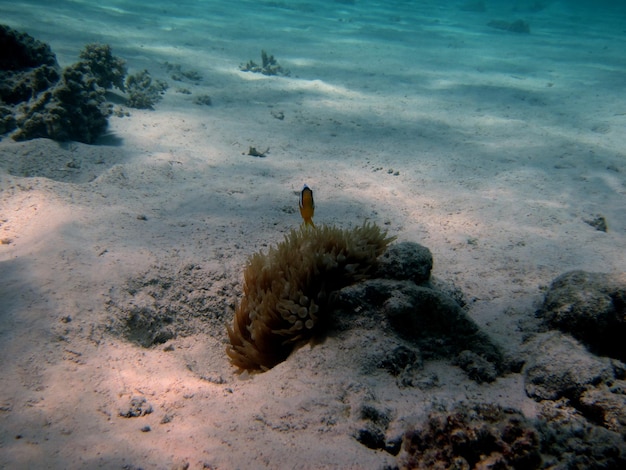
[{"left": 1, "top": 0, "right": 625, "bottom": 468}]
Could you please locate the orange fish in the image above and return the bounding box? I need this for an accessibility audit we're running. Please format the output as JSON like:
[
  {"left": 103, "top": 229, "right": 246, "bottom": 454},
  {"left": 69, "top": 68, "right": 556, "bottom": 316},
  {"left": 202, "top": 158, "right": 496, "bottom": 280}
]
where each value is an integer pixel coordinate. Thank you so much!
[{"left": 299, "top": 184, "right": 315, "bottom": 227}]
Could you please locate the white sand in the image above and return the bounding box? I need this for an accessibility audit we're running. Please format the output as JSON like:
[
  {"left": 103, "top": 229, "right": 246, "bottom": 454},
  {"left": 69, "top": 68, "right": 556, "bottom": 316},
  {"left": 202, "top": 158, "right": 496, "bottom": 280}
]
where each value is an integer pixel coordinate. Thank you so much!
[{"left": 1, "top": 1, "right": 625, "bottom": 468}]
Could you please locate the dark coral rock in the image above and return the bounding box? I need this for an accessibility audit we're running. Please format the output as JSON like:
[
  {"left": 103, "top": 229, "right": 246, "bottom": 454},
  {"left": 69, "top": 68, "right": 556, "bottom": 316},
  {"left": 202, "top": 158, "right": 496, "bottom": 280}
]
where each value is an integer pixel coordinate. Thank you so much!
[
  {"left": 382, "top": 281, "right": 502, "bottom": 365},
  {"left": 0, "top": 25, "right": 60, "bottom": 107},
  {"left": 0, "top": 64, "right": 60, "bottom": 105},
  {"left": 523, "top": 331, "right": 615, "bottom": 401},
  {"left": 537, "top": 399, "right": 626, "bottom": 469},
  {"left": 355, "top": 404, "right": 396, "bottom": 453},
  {"left": 524, "top": 330, "right": 626, "bottom": 440},
  {"left": 1, "top": 26, "right": 114, "bottom": 143},
  {"left": 584, "top": 214, "right": 608, "bottom": 232},
  {"left": 13, "top": 62, "right": 110, "bottom": 143},
  {"left": 0, "top": 105, "right": 16, "bottom": 134},
  {"left": 0, "top": 24, "right": 57, "bottom": 71},
  {"left": 334, "top": 278, "right": 504, "bottom": 382},
  {"left": 399, "top": 400, "right": 626, "bottom": 469},
  {"left": 78, "top": 43, "right": 127, "bottom": 91},
  {"left": 359, "top": 403, "right": 392, "bottom": 428},
  {"left": 578, "top": 382, "right": 626, "bottom": 435},
  {"left": 119, "top": 396, "right": 153, "bottom": 418},
  {"left": 539, "top": 270, "right": 626, "bottom": 361},
  {"left": 398, "top": 403, "right": 542, "bottom": 470},
  {"left": 453, "top": 350, "right": 498, "bottom": 384},
  {"left": 355, "top": 424, "right": 386, "bottom": 451},
  {"left": 375, "top": 242, "right": 433, "bottom": 285},
  {"left": 125, "top": 69, "right": 168, "bottom": 109},
  {"left": 378, "top": 345, "right": 422, "bottom": 378}
]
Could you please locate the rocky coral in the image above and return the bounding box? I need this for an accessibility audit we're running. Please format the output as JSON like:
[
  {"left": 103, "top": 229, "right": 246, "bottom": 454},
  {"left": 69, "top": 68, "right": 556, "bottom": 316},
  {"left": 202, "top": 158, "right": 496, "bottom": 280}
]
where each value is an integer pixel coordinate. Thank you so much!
[
  {"left": 0, "top": 25, "right": 121, "bottom": 143},
  {"left": 527, "top": 270, "right": 626, "bottom": 447},
  {"left": 0, "top": 24, "right": 57, "bottom": 71},
  {"left": 523, "top": 331, "right": 616, "bottom": 401},
  {"left": 125, "top": 69, "right": 168, "bottom": 109},
  {"left": 537, "top": 399, "right": 626, "bottom": 469},
  {"left": 398, "top": 403, "right": 542, "bottom": 469},
  {"left": 0, "top": 24, "right": 60, "bottom": 106},
  {"left": 0, "top": 25, "right": 171, "bottom": 142},
  {"left": 12, "top": 62, "right": 110, "bottom": 143},
  {"left": 398, "top": 399, "right": 626, "bottom": 469},
  {"left": 226, "top": 222, "right": 395, "bottom": 371},
  {"left": 375, "top": 241, "right": 433, "bottom": 284},
  {"left": 78, "top": 43, "right": 127, "bottom": 91},
  {"left": 333, "top": 274, "right": 505, "bottom": 381},
  {"left": 538, "top": 270, "right": 626, "bottom": 361},
  {"left": 522, "top": 330, "right": 626, "bottom": 442},
  {"left": 0, "top": 105, "right": 16, "bottom": 135}
]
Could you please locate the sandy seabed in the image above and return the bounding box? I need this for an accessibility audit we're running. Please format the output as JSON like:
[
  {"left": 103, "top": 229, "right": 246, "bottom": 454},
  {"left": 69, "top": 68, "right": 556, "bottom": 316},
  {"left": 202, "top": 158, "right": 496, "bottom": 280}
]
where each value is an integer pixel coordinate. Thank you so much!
[{"left": 1, "top": 1, "right": 625, "bottom": 468}]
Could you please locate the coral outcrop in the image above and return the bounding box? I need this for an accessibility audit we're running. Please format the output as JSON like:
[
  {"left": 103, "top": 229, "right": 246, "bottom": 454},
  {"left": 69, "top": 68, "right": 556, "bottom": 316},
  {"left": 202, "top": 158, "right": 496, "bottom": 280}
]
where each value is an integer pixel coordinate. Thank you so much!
[
  {"left": 13, "top": 61, "right": 110, "bottom": 143},
  {"left": 78, "top": 43, "right": 127, "bottom": 91},
  {"left": 333, "top": 251, "right": 506, "bottom": 383},
  {"left": 398, "top": 403, "right": 542, "bottom": 469},
  {"left": 0, "top": 24, "right": 60, "bottom": 139},
  {"left": 538, "top": 270, "right": 626, "bottom": 362},
  {"left": 1, "top": 25, "right": 168, "bottom": 142},
  {"left": 226, "top": 222, "right": 395, "bottom": 371},
  {"left": 125, "top": 69, "right": 168, "bottom": 109},
  {"left": 0, "top": 26, "right": 117, "bottom": 143},
  {"left": 398, "top": 399, "right": 626, "bottom": 469},
  {"left": 0, "top": 24, "right": 59, "bottom": 105},
  {"left": 523, "top": 331, "right": 615, "bottom": 402}
]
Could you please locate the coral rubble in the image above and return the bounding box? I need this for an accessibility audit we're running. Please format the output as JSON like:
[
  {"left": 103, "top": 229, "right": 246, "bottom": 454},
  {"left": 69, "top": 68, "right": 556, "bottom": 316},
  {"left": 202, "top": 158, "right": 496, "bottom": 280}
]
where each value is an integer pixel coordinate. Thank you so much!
[{"left": 226, "top": 222, "right": 394, "bottom": 371}]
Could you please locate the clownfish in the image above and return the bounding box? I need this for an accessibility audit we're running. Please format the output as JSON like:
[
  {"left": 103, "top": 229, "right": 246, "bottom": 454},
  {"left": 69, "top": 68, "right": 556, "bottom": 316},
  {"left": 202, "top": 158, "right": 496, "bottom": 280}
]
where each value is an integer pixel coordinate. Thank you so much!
[{"left": 299, "top": 184, "right": 315, "bottom": 227}]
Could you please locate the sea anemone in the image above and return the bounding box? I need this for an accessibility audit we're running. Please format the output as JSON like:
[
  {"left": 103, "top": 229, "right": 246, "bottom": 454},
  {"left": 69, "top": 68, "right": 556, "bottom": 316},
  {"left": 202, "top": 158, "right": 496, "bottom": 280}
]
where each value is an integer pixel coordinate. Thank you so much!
[{"left": 226, "top": 222, "right": 395, "bottom": 371}]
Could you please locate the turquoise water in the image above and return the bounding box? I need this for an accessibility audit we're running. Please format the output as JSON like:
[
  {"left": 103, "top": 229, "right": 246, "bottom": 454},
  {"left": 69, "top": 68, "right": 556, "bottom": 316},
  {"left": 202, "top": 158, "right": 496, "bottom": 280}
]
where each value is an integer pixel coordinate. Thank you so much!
[{"left": 3, "top": 0, "right": 625, "bottom": 243}]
